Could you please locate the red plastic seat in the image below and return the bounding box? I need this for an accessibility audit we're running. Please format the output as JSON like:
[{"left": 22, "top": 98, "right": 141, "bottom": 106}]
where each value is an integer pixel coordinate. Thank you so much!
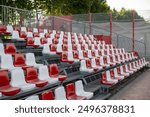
[
  {"left": 61, "top": 52, "right": 73, "bottom": 63},
  {"left": 45, "top": 33, "right": 51, "bottom": 38},
  {"left": 62, "top": 44, "right": 68, "bottom": 51},
  {"left": 40, "top": 38, "right": 47, "bottom": 44},
  {"left": 41, "top": 90, "right": 54, "bottom": 100},
  {"left": 39, "top": 28, "right": 44, "bottom": 33},
  {"left": 27, "top": 27, "right": 33, "bottom": 32},
  {"left": 52, "top": 38, "right": 59, "bottom": 44},
  {"left": 0, "top": 70, "right": 20, "bottom": 96},
  {"left": 0, "top": 24, "right": 6, "bottom": 34},
  {"left": 20, "top": 31, "right": 27, "bottom": 39},
  {"left": 33, "top": 32, "right": 39, "bottom": 37},
  {"left": 66, "top": 83, "right": 86, "bottom": 100},
  {"left": 49, "top": 64, "right": 67, "bottom": 82},
  {"left": 5, "top": 43, "right": 16, "bottom": 55},
  {"left": 25, "top": 67, "right": 48, "bottom": 87}
]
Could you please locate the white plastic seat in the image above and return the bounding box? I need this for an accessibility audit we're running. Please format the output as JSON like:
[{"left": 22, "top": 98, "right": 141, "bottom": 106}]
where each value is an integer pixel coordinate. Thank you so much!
[
  {"left": 21, "top": 27, "right": 27, "bottom": 33},
  {"left": 113, "top": 68, "right": 124, "bottom": 79},
  {"left": 120, "top": 66, "right": 130, "bottom": 76},
  {"left": 80, "top": 60, "right": 94, "bottom": 73},
  {"left": 25, "top": 95, "right": 39, "bottom": 100},
  {"left": 1, "top": 54, "right": 20, "bottom": 70},
  {"left": 11, "top": 69, "right": 35, "bottom": 92},
  {"left": 12, "top": 31, "right": 24, "bottom": 40},
  {"left": 56, "top": 44, "right": 63, "bottom": 53},
  {"left": 87, "top": 50, "right": 92, "bottom": 58},
  {"left": 27, "top": 32, "right": 33, "bottom": 38},
  {"left": 106, "top": 71, "right": 118, "bottom": 83},
  {"left": 68, "top": 52, "right": 79, "bottom": 62},
  {"left": 91, "top": 58, "right": 102, "bottom": 70},
  {"left": 34, "top": 37, "right": 43, "bottom": 47},
  {"left": 54, "top": 86, "right": 67, "bottom": 100},
  {"left": 25, "top": 53, "right": 43, "bottom": 68},
  {"left": 42, "top": 44, "right": 56, "bottom": 55},
  {"left": 0, "top": 43, "right": 5, "bottom": 55},
  {"left": 38, "top": 66, "right": 58, "bottom": 84},
  {"left": 6, "top": 25, "right": 13, "bottom": 34},
  {"left": 75, "top": 80, "right": 93, "bottom": 99},
  {"left": 125, "top": 64, "right": 134, "bottom": 74},
  {"left": 33, "top": 28, "right": 38, "bottom": 32},
  {"left": 100, "top": 56, "right": 109, "bottom": 67},
  {"left": 129, "top": 63, "right": 137, "bottom": 72},
  {"left": 106, "top": 55, "right": 116, "bottom": 65}
]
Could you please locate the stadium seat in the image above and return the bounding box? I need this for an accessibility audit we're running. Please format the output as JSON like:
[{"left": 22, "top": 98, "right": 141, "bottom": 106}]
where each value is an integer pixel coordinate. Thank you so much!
[
  {"left": 42, "top": 44, "right": 57, "bottom": 55},
  {"left": 66, "top": 83, "right": 86, "bottom": 100},
  {"left": 11, "top": 69, "right": 35, "bottom": 92},
  {"left": 106, "top": 70, "right": 118, "bottom": 83},
  {"left": 12, "top": 31, "right": 24, "bottom": 40},
  {"left": 49, "top": 64, "right": 67, "bottom": 82},
  {"left": 80, "top": 59, "right": 95, "bottom": 73},
  {"left": 4, "top": 43, "right": 16, "bottom": 55},
  {"left": 113, "top": 68, "right": 125, "bottom": 80},
  {"left": 54, "top": 86, "right": 67, "bottom": 100},
  {"left": 5, "top": 25, "right": 13, "bottom": 35},
  {"left": 91, "top": 58, "right": 102, "bottom": 70},
  {"left": 1, "top": 54, "right": 20, "bottom": 70},
  {"left": 41, "top": 90, "right": 54, "bottom": 100},
  {"left": 119, "top": 66, "right": 130, "bottom": 77},
  {"left": 25, "top": 67, "right": 48, "bottom": 87},
  {"left": 0, "top": 24, "right": 6, "bottom": 34},
  {"left": 38, "top": 65, "right": 58, "bottom": 84},
  {"left": 75, "top": 80, "right": 93, "bottom": 99},
  {"left": 124, "top": 64, "right": 134, "bottom": 74},
  {"left": 25, "top": 95, "right": 39, "bottom": 100},
  {"left": 0, "top": 70, "right": 21, "bottom": 96},
  {"left": 25, "top": 53, "right": 43, "bottom": 68},
  {"left": 13, "top": 53, "right": 30, "bottom": 69}
]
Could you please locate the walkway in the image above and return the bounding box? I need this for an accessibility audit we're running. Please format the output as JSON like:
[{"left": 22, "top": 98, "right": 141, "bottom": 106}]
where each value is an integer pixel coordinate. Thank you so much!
[{"left": 109, "top": 69, "right": 150, "bottom": 100}]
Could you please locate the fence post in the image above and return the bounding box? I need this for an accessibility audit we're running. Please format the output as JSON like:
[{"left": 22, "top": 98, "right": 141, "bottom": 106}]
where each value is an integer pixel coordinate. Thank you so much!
[
  {"left": 89, "top": 13, "right": 92, "bottom": 34},
  {"left": 109, "top": 12, "right": 112, "bottom": 41},
  {"left": 132, "top": 11, "right": 135, "bottom": 52}
]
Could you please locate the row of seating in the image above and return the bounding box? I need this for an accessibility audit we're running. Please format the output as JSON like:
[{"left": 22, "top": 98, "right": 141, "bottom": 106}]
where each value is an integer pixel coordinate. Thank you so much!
[
  {"left": 101, "top": 58, "right": 148, "bottom": 86},
  {"left": 25, "top": 80, "right": 93, "bottom": 100},
  {"left": 0, "top": 64, "right": 67, "bottom": 97}
]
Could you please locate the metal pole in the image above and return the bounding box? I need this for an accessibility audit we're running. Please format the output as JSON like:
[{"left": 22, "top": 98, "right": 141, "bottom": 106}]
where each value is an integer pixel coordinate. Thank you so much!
[
  {"left": 109, "top": 12, "right": 112, "bottom": 43},
  {"left": 132, "top": 11, "right": 135, "bottom": 52},
  {"left": 89, "top": 13, "right": 92, "bottom": 34}
]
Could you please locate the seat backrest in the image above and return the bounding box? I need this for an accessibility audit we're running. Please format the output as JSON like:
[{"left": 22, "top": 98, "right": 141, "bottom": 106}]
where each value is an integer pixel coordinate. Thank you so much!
[
  {"left": 6, "top": 25, "right": 13, "bottom": 33},
  {"left": 101, "top": 72, "right": 106, "bottom": 81},
  {"left": 0, "top": 70, "right": 10, "bottom": 87},
  {"left": 49, "top": 64, "right": 59, "bottom": 77},
  {"left": 26, "top": 37, "right": 34, "bottom": 46},
  {"left": 41, "top": 90, "right": 54, "bottom": 100},
  {"left": 106, "top": 71, "right": 111, "bottom": 80},
  {"left": 25, "top": 67, "right": 38, "bottom": 81},
  {"left": 11, "top": 68, "right": 26, "bottom": 86},
  {"left": 21, "top": 27, "right": 27, "bottom": 33},
  {"left": 73, "top": 51, "right": 79, "bottom": 59},
  {"left": 66, "top": 83, "right": 76, "bottom": 98},
  {"left": 0, "top": 43, "right": 5, "bottom": 55},
  {"left": 13, "top": 53, "right": 26, "bottom": 67},
  {"left": 75, "top": 80, "right": 84, "bottom": 93},
  {"left": 12, "top": 31, "right": 20, "bottom": 39},
  {"left": 1, "top": 54, "right": 14, "bottom": 69},
  {"left": 54, "top": 86, "right": 67, "bottom": 100},
  {"left": 25, "top": 53, "right": 36, "bottom": 65},
  {"left": 5, "top": 43, "right": 16, "bottom": 54},
  {"left": 38, "top": 65, "right": 49, "bottom": 79},
  {"left": 27, "top": 32, "right": 33, "bottom": 38}
]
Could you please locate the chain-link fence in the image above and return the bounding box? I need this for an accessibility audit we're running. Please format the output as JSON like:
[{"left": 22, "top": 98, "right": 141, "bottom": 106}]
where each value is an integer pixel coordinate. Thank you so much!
[{"left": 0, "top": 5, "right": 149, "bottom": 59}]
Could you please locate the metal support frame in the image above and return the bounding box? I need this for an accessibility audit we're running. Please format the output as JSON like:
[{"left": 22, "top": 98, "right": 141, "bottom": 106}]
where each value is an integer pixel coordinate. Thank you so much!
[{"left": 132, "top": 11, "right": 135, "bottom": 52}]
